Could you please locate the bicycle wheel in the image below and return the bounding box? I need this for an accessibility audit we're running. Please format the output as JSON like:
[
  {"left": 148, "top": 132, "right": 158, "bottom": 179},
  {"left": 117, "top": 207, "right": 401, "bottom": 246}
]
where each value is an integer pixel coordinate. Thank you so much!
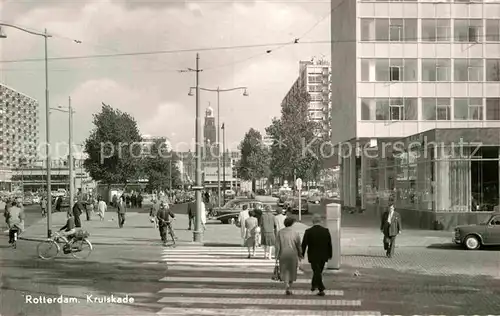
[
  {"left": 70, "top": 239, "right": 93, "bottom": 259},
  {"left": 37, "top": 240, "right": 60, "bottom": 259}
]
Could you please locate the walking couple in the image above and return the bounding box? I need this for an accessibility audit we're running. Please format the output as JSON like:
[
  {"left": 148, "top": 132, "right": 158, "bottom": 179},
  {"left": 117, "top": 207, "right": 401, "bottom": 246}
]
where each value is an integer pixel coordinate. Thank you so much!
[
  {"left": 237, "top": 205, "right": 275, "bottom": 259},
  {"left": 275, "top": 214, "right": 333, "bottom": 296}
]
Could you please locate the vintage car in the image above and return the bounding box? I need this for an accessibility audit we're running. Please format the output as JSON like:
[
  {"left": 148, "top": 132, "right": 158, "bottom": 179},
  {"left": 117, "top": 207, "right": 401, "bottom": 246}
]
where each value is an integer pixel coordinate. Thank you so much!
[
  {"left": 215, "top": 199, "right": 264, "bottom": 224},
  {"left": 453, "top": 212, "right": 500, "bottom": 250},
  {"left": 307, "top": 194, "right": 322, "bottom": 204},
  {"left": 277, "top": 194, "right": 292, "bottom": 207},
  {"left": 284, "top": 197, "right": 309, "bottom": 214}
]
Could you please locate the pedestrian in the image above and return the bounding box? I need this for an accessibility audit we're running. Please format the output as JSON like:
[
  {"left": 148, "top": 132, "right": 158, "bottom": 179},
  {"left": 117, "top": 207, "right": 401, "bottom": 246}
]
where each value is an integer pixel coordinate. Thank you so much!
[
  {"left": 187, "top": 199, "right": 195, "bottom": 230},
  {"left": 72, "top": 198, "right": 84, "bottom": 228},
  {"left": 157, "top": 201, "right": 176, "bottom": 246},
  {"left": 236, "top": 204, "right": 250, "bottom": 246},
  {"left": 275, "top": 217, "right": 303, "bottom": 295},
  {"left": 200, "top": 201, "right": 207, "bottom": 231},
  {"left": 97, "top": 197, "right": 107, "bottom": 221},
  {"left": 274, "top": 207, "right": 286, "bottom": 234},
  {"left": 40, "top": 196, "right": 47, "bottom": 218},
  {"left": 85, "top": 199, "right": 91, "bottom": 221},
  {"left": 301, "top": 214, "right": 332, "bottom": 296},
  {"left": 150, "top": 199, "right": 160, "bottom": 228},
  {"left": 117, "top": 196, "right": 126, "bottom": 228},
  {"left": 112, "top": 194, "right": 118, "bottom": 208},
  {"left": 55, "top": 196, "right": 62, "bottom": 213},
  {"left": 380, "top": 202, "right": 402, "bottom": 258},
  {"left": 5, "top": 200, "right": 25, "bottom": 245},
  {"left": 137, "top": 193, "right": 143, "bottom": 208},
  {"left": 259, "top": 205, "right": 276, "bottom": 260},
  {"left": 244, "top": 210, "right": 259, "bottom": 258}
]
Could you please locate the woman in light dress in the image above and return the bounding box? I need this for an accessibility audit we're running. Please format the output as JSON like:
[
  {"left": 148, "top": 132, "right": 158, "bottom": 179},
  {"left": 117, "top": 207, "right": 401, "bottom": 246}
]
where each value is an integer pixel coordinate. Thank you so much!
[
  {"left": 200, "top": 201, "right": 207, "bottom": 230},
  {"left": 244, "top": 210, "right": 259, "bottom": 258},
  {"left": 275, "top": 217, "right": 303, "bottom": 295}
]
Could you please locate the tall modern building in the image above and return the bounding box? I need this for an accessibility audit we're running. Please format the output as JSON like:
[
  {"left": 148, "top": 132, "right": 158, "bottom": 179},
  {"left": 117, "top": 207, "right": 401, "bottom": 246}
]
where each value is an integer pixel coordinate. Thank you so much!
[
  {"left": 0, "top": 83, "right": 39, "bottom": 190},
  {"left": 282, "top": 59, "right": 331, "bottom": 135},
  {"left": 331, "top": 0, "right": 500, "bottom": 229}
]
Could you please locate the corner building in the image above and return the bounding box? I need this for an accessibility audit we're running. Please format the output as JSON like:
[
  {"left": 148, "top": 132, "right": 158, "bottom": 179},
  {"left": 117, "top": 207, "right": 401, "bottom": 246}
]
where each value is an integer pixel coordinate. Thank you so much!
[{"left": 331, "top": 0, "right": 500, "bottom": 230}]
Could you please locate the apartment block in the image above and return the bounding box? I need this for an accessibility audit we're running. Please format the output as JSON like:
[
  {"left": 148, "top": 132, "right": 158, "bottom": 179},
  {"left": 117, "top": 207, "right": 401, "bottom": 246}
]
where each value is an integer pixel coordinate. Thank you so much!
[
  {"left": 0, "top": 83, "right": 39, "bottom": 189},
  {"left": 331, "top": 0, "right": 500, "bottom": 230},
  {"left": 282, "top": 59, "right": 332, "bottom": 135}
]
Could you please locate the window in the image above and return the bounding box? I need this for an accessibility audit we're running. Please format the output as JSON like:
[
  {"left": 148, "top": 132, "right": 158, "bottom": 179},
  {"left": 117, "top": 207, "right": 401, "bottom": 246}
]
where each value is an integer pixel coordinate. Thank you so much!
[
  {"left": 404, "top": 98, "right": 418, "bottom": 120},
  {"left": 390, "top": 98, "right": 403, "bottom": 120},
  {"left": 361, "top": 99, "right": 372, "bottom": 120},
  {"left": 454, "top": 59, "right": 483, "bottom": 81},
  {"left": 486, "top": 59, "right": 500, "bottom": 81},
  {"left": 373, "top": 59, "right": 416, "bottom": 82},
  {"left": 423, "top": 98, "right": 451, "bottom": 120},
  {"left": 361, "top": 59, "right": 371, "bottom": 81},
  {"left": 375, "top": 99, "right": 390, "bottom": 120},
  {"left": 308, "top": 75, "right": 322, "bottom": 83},
  {"left": 485, "top": 19, "right": 500, "bottom": 41},
  {"left": 454, "top": 98, "right": 483, "bottom": 120},
  {"left": 454, "top": 19, "right": 482, "bottom": 42},
  {"left": 486, "top": 98, "right": 500, "bottom": 120},
  {"left": 364, "top": 98, "right": 417, "bottom": 120},
  {"left": 362, "top": 18, "right": 417, "bottom": 41},
  {"left": 422, "top": 59, "right": 451, "bottom": 81},
  {"left": 421, "top": 19, "right": 450, "bottom": 41}
]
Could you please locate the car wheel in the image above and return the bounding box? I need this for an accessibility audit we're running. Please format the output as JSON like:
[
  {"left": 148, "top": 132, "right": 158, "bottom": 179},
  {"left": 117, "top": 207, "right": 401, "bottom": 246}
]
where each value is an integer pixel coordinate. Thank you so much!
[
  {"left": 221, "top": 219, "right": 228, "bottom": 224},
  {"left": 229, "top": 218, "right": 235, "bottom": 225},
  {"left": 464, "top": 235, "right": 481, "bottom": 250}
]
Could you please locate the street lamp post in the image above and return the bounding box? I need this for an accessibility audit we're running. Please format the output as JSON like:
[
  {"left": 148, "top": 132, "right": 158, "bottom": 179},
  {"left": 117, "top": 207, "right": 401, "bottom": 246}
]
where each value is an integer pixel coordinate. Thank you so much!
[
  {"left": 0, "top": 24, "right": 53, "bottom": 238},
  {"left": 50, "top": 98, "right": 75, "bottom": 211},
  {"left": 221, "top": 123, "right": 226, "bottom": 203},
  {"left": 188, "top": 86, "right": 248, "bottom": 209}
]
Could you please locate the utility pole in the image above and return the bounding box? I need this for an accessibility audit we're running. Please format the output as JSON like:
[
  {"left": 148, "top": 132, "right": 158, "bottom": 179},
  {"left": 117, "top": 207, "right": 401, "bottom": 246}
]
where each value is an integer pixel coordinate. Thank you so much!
[
  {"left": 68, "top": 97, "right": 74, "bottom": 212},
  {"left": 182, "top": 54, "right": 204, "bottom": 243},
  {"left": 222, "top": 123, "right": 226, "bottom": 204},
  {"left": 216, "top": 89, "right": 221, "bottom": 209}
]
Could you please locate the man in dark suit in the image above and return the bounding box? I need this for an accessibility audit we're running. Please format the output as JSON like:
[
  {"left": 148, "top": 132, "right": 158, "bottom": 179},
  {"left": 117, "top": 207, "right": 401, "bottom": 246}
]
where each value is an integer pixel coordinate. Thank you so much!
[
  {"left": 380, "top": 202, "right": 402, "bottom": 258},
  {"left": 187, "top": 200, "right": 195, "bottom": 230},
  {"left": 72, "top": 198, "right": 84, "bottom": 228},
  {"left": 301, "top": 214, "right": 332, "bottom": 296}
]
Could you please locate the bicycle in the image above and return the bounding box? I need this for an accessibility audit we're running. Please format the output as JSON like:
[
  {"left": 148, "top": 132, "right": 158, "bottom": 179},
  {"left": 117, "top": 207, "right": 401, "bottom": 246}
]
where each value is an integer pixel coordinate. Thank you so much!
[
  {"left": 37, "top": 231, "right": 93, "bottom": 260},
  {"left": 9, "top": 227, "right": 19, "bottom": 249}
]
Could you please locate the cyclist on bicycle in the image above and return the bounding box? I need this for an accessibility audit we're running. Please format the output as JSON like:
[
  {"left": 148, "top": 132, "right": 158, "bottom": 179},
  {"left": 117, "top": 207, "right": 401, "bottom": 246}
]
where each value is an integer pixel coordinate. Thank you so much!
[
  {"left": 59, "top": 212, "right": 77, "bottom": 241},
  {"left": 157, "top": 201, "right": 176, "bottom": 246},
  {"left": 5, "top": 200, "right": 24, "bottom": 245}
]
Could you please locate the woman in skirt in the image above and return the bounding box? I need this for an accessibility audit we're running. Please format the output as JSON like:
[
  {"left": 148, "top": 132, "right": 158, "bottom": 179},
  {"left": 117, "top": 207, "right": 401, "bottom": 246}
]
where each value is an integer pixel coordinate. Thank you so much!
[
  {"left": 244, "top": 210, "right": 259, "bottom": 258},
  {"left": 259, "top": 205, "right": 276, "bottom": 259}
]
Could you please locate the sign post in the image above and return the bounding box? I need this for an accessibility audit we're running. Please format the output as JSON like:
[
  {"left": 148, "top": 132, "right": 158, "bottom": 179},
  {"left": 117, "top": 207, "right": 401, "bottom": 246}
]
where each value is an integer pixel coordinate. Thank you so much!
[{"left": 296, "top": 178, "right": 302, "bottom": 222}]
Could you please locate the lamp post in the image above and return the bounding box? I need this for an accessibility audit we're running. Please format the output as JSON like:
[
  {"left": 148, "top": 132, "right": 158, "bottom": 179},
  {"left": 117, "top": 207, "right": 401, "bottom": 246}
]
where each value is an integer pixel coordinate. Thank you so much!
[
  {"left": 0, "top": 24, "right": 53, "bottom": 238},
  {"left": 19, "top": 157, "right": 28, "bottom": 194},
  {"left": 50, "top": 98, "right": 75, "bottom": 210},
  {"left": 221, "top": 123, "right": 226, "bottom": 203},
  {"left": 188, "top": 86, "right": 248, "bottom": 209}
]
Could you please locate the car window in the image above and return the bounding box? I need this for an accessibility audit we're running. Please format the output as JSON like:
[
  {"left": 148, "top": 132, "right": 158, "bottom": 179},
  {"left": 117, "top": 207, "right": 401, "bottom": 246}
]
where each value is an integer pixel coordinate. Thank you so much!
[{"left": 490, "top": 216, "right": 500, "bottom": 226}]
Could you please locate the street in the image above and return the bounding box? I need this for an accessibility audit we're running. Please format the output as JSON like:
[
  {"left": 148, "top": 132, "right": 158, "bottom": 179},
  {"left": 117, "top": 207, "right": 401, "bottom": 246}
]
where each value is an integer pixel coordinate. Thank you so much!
[{"left": 1, "top": 202, "right": 500, "bottom": 315}]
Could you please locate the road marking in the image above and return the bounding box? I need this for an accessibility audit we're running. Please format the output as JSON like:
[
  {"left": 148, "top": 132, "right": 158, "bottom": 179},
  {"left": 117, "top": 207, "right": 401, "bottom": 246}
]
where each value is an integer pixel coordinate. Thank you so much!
[
  {"left": 158, "top": 297, "right": 362, "bottom": 306},
  {"left": 160, "top": 276, "right": 309, "bottom": 284},
  {"left": 162, "top": 257, "right": 276, "bottom": 264},
  {"left": 161, "top": 248, "right": 269, "bottom": 253},
  {"left": 156, "top": 308, "right": 380, "bottom": 316},
  {"left": 164, "top": 265, "right": 304, "bottom": 274},
  {"left": 158, "top": 288, "right": 344, "bottom": 296}
]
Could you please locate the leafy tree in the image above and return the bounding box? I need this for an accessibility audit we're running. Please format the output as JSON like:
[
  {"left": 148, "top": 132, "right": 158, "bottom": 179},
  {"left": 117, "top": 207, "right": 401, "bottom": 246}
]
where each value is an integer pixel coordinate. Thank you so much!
[
  {"left": 237, "top": 128, "right": 270, "bottom": 191},
  {"left": 83, "top": 104, "right": 143, "bottom": 187},
  {"left": 142, "top": 138, "right": 182, "bottom": 192},
  {"left": 266, "top": 88, "right": 325, "bottom": 184}
]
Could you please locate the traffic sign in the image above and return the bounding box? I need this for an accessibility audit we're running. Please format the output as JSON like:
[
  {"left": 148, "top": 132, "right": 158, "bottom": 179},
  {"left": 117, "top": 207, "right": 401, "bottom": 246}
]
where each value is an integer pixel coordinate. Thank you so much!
[{"left": 295, "top": 178, "right": 302, "bottom": 190}]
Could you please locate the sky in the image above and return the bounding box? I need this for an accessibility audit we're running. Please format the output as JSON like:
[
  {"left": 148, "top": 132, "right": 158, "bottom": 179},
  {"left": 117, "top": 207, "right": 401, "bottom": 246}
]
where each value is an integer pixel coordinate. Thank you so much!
[{"left": 0, "top": 0, "right": 330, "bottom": 155}]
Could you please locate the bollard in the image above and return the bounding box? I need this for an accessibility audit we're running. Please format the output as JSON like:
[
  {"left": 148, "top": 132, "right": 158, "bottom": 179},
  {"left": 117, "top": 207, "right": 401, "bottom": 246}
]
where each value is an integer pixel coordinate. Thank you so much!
[{"left": 325, "top": 203, "right": 341, "bottom": 270}]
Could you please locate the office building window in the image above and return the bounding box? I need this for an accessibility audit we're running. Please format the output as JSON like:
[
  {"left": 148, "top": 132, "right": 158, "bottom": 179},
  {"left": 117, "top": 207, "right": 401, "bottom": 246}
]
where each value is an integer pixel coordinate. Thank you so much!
[
  {"left": 373, "top": 59, "right": 417, "bottom": 82},
  {"left": 486, "top": 59, "right": 500, "bottom": 81},
  {"left": 421, "top": 19, "right": 450, "bottom": 42},
  {"left": 454, "top": 59, "right": 483, "bottom": 81},
  {"left": 362, "top": 98, "right": 417, "bottom": 121},
  {"left": 422, "top": 59, "right": 451, "bottom": 81},
  {"left": 486, "top": 98, "right": 500, "bottom": 120},
  {"left": 454, "top": 98, "right": 483, "bottom": 120},
  {"left": 454, "top": 19, "right": 482, "bottom": 42},
  {"left": 308, "top": 75, "right": 323, "bottom": 83},
  {"left": 361, "top": 18, "right": 417, "bottom": 41},
  {"left": 485, "top": 19, "right": 500, "bottom": 42},
  {"left": 422, "top": 98, "right": 451, "bottom": 120}
]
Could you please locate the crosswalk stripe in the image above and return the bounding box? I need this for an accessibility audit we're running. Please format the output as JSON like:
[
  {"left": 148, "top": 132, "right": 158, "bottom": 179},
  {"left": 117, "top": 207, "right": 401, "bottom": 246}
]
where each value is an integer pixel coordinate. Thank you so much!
[
  {"left": 158, "top": 288, "right": 344, "bottom": 296},
  {"left": 165, "top": 262, "right": 276, "bottom": 266},
  {"left": 160, "top": 276, "right": 309, "bottom": 284},
  {"left": 158, "top": 297, "right": 362, "bottom": 306},
  {"left": 164, "top": 265, "right": 305, "bottom": 273},
  {"left": 162, "top": 257, "right": 276, "bottom": 263},
  {"left": 156, "top": 308, "right": 381, "bottom": 316}
]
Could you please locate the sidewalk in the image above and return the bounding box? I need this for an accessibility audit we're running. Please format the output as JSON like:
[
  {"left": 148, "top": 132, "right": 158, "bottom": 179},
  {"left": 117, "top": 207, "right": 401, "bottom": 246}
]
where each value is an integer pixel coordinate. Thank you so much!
[{"left": 18, "top": 210, "right": 452, "bottom": 248}]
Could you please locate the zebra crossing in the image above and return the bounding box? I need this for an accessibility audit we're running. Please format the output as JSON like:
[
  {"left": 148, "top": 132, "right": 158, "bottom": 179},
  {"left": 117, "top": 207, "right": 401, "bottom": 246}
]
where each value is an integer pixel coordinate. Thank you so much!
[{"left": 154, "top": 246, "right": 382, "bottom": 315}]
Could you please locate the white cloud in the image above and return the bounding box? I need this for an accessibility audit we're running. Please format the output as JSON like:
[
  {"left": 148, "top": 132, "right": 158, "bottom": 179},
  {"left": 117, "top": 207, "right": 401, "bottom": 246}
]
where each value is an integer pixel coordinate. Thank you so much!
[{"left": 1, "top": 0, "right": 330, "bottom": 149}]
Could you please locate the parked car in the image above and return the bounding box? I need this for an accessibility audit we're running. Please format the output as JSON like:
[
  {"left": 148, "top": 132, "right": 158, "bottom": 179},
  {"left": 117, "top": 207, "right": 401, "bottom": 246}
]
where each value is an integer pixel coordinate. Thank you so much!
[
  {"left": 453, "top": 212, "right": 500, "bottom": 250},
  {"left": 215, "top": 199, "right": 264, "bottom": 224},
  {"left": 285, "top": 197, "right": 309, "bottom": 214},
  {"left": 277, "top": 194, "right": 291, "bottom": 207}
]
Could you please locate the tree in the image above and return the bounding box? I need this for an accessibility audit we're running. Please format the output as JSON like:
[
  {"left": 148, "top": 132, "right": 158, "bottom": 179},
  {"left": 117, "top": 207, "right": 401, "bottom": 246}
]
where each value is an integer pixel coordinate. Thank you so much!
[
  {"left": 237, "top": 128, "right": 270, "bottom": 191},
  {"left": 83, "top": 104, "right": 143, "bottom": 187},
  {"left": 266, "top": 88, "right": 324, "bottom": 184},
  {"left": 142, "top": 138, "right": 182, "bottom": 192}
]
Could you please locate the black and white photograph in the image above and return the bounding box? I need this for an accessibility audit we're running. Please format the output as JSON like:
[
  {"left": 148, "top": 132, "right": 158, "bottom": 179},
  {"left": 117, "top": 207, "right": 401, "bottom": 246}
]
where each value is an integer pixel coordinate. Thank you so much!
[{"left": 1, "top": 0, "right": 500, "bottom": 315}]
